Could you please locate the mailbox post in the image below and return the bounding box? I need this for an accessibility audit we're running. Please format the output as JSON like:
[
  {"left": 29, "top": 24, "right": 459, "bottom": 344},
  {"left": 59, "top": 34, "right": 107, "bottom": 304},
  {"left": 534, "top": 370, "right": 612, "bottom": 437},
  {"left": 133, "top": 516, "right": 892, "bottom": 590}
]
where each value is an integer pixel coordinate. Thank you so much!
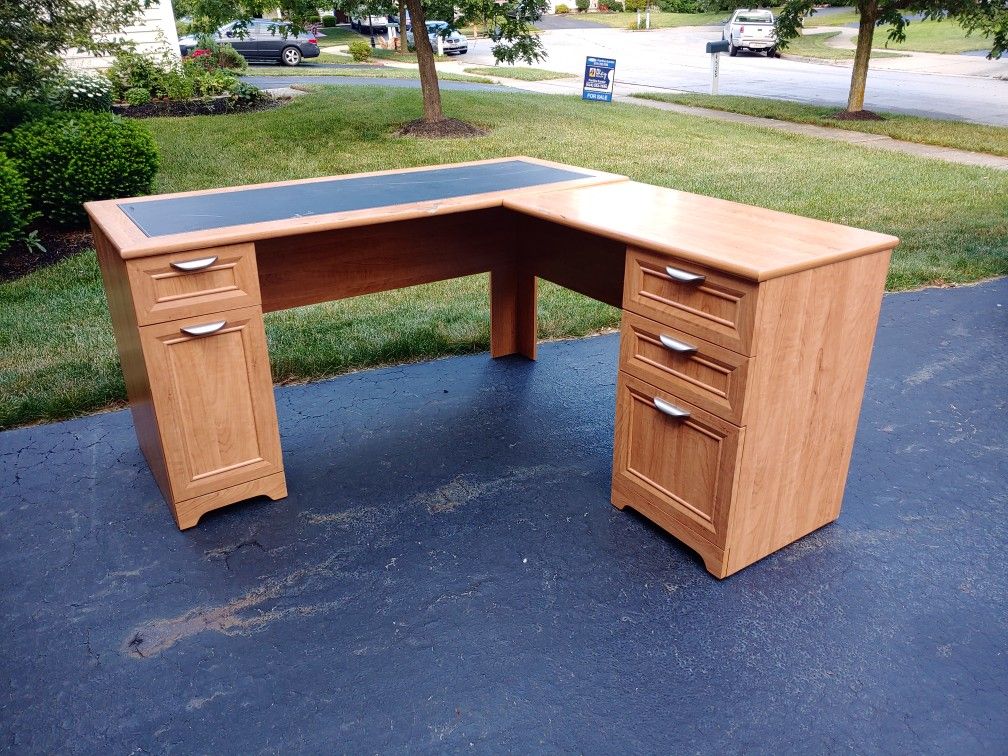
[{"left": 705, "top": 40, "right": 729, "bottom": 95}]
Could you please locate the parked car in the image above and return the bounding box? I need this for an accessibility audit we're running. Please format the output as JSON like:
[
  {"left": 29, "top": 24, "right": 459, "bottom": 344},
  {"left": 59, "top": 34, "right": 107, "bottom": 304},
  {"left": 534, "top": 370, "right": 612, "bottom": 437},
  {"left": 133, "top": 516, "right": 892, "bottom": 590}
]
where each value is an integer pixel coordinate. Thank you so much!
[
  {"left": 722, "top": 9, "right": 778, "bottom": 57},
  {"left": 406, "top": 21, "right": 468, "bottom": 55},
  {"left": 351, "top": 13, "right": 396, "bottom": 32},
  {"left": 179, "top": 20, "right": 320, "bottom": 66}
]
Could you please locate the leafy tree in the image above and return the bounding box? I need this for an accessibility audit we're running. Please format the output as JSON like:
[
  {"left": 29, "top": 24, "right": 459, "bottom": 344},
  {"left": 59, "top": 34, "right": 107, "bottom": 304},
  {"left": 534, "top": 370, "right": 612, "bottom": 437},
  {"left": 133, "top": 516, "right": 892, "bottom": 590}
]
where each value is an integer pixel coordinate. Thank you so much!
[
  {"left": 178, "top": 0, "right": 547, "bottom": 127},
  {"left": 1, "top": 0, "right": 152, "bottom": 95},
  {"left": 399, "top": 0, "right": 548, "bottom": 124},
  {"left": 775, "top": 0, "right": 1007, "bottom": 114}
]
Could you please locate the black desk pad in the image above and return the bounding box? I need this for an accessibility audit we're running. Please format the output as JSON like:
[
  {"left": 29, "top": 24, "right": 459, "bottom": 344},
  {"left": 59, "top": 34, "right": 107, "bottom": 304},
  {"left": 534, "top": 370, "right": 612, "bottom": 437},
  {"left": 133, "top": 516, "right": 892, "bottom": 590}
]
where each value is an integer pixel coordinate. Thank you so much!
[{"left": 119, "top": 160, "right": 593, "bottom": 237}]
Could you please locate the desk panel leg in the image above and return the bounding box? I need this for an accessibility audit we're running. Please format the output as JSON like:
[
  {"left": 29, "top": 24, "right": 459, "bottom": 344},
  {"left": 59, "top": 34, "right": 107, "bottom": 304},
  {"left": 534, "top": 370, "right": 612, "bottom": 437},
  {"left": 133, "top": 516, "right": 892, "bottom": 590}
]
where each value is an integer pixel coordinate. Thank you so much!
[{"left": 490, "top": 267, "right": 537, "bottom": 360}]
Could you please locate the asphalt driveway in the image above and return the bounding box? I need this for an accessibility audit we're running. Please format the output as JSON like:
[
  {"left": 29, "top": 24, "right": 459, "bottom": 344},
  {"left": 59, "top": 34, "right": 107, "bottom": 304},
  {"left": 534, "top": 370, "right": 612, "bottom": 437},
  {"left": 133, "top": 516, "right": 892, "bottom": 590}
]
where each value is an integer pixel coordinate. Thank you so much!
[{"left": 1, "top": 278, "right": 1006, "bottom": 752}]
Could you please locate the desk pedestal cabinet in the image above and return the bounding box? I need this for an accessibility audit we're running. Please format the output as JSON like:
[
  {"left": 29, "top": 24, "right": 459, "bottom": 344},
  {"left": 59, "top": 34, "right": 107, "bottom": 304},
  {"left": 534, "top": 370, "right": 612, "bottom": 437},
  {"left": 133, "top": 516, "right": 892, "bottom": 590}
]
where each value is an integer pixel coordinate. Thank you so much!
[
  {"left": 88, "top": 158, "right": 897, "bottom": 578},
  {"left": 612, "top": 247, "right": 890, "bottom": 578}
]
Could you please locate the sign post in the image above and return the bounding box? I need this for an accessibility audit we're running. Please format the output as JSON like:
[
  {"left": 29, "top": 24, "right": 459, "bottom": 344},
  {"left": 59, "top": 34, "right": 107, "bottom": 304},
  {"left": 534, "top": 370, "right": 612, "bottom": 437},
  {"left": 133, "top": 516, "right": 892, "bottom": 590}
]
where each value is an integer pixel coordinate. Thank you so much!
[
  {"left": 705, "top": 40, "right": 729, "bottom": 95},
  {"left": 582, "top": 56, "right": 616, "bottom": 103}
]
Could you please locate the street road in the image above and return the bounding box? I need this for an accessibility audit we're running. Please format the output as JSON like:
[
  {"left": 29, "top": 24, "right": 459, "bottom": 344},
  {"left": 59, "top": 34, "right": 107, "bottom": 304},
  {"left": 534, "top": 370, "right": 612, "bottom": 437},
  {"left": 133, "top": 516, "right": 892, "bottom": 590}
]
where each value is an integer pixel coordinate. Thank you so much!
[{"left": 461, "top": 26, "right": 1008, "bottom": 125}]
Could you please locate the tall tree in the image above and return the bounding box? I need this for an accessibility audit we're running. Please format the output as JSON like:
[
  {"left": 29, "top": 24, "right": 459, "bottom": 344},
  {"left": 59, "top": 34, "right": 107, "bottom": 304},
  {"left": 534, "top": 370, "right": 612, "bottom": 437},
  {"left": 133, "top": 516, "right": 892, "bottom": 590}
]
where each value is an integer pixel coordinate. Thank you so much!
[{"left": 775, "top": 0, "right": 1007, "bottom": 114}]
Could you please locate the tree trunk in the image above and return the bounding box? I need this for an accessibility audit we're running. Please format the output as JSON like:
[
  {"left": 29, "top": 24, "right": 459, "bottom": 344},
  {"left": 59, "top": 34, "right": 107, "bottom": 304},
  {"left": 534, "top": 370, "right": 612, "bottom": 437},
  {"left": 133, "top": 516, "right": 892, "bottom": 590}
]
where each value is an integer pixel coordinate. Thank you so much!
[
  {"left": 403, "top": 0, "right": 443, "bottom": 122},
  {"left": 398, "top": 0, "right": 407, "bottom": 51},
  {"left": 847, "top": 0, "right": 877, "bottom": 112}
]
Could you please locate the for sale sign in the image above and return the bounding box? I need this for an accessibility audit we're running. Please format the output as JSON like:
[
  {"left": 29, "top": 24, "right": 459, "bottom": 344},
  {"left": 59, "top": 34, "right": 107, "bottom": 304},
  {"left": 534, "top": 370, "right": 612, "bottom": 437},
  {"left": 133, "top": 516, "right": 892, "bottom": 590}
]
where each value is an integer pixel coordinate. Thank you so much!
[{"left": 582, "top": 57, "right": 616, "bottom": 102}]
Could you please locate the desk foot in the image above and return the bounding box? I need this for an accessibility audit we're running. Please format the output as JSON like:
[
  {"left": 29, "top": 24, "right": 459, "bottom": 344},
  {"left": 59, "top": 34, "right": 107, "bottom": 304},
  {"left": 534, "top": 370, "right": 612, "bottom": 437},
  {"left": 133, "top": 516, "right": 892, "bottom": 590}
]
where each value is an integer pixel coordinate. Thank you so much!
[
  {"left": 490, "top": 267, "right": 537, "bottom": 360},
  {"left": 173, "top": 472, "right": 288, "bottom": 530},
  {"left": 611, "top": 484, "right": 729, "bottom": 578}
]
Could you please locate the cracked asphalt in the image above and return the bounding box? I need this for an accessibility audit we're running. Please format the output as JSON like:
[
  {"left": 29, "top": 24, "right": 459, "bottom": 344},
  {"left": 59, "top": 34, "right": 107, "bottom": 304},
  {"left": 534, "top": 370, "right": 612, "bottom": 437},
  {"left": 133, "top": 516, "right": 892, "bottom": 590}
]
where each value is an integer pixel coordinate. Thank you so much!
[{"left": 1, "top": 279, "right": 1006, "bottom": 752}]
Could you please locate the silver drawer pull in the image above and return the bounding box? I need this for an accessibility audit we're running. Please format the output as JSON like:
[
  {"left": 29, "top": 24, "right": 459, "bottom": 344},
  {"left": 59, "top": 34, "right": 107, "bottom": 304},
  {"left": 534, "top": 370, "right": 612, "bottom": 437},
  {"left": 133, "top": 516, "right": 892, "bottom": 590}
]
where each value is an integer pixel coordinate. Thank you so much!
[
  {"left": 665, "top": 266, "right": 705, "bottom": 285},
  {"left": 653, "top": 397, "right": 690, "bottom": 420},
  {"left": 180, "top": 320, "right": 226, "bottom": 337},
  {"left": 659, "top": 334, "right": 698, "bottom": 355},
  {"left": 170, "top": 255, "right": 218, "bottom": 272}
]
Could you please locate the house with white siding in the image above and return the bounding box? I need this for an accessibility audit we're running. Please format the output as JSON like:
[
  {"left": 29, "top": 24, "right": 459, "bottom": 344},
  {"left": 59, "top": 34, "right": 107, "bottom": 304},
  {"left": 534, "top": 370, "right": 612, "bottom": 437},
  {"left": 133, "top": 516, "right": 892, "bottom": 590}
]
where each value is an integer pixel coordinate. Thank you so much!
[{"left": 63, "top": 0, "right": 181, "bottom": 70}]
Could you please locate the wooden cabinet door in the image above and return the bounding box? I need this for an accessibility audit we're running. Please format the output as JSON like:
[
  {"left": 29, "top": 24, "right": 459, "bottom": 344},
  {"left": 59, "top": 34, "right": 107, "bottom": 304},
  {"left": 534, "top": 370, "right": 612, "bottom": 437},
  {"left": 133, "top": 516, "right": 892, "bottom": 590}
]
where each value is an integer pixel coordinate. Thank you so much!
[
  {"left": 140, "top": 306, "right": 282, "bottom": 502},
  {"left": 613, "top": 372, "right": 743, "bottom": 546}
]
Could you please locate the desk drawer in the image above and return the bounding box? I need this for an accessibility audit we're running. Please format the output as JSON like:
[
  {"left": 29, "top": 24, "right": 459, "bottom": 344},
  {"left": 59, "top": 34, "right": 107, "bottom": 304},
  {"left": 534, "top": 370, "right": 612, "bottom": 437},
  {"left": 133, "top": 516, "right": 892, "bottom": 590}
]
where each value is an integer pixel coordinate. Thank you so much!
[
  {"left": 139, "top": 306, "right": 282, "bottom": 501},
  {"left": 127, "top": 243, "right": 261, "bottom": 325},
  {"left": 619, "top": 311, "right": 749, "bottom": 424},
  {"left": 613, "top": 372, "right": 742, "bottom": 546},
  {"left": 623, "top": 247, "right": 758, "bottom": 355}
]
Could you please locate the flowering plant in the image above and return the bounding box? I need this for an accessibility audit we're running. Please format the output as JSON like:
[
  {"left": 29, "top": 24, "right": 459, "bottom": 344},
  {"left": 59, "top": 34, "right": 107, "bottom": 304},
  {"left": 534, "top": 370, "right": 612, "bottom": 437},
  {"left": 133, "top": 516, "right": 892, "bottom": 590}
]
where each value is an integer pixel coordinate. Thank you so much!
[{"left": 49, "top": 71, "right": 113, "bottom": 112}]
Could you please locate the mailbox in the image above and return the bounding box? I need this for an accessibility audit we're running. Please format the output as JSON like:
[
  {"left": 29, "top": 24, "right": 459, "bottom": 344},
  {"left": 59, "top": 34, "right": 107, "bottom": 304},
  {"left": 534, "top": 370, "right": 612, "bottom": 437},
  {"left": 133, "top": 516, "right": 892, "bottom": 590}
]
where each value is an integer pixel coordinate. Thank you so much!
[{"left": 706, "top": 40, "right": 730, "bottom": 54}]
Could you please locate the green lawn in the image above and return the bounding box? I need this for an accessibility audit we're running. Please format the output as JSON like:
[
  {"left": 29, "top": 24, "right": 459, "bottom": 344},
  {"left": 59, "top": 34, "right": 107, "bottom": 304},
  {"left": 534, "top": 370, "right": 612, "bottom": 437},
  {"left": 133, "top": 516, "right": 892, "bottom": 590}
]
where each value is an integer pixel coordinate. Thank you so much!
[
  {"left": 632, "top": 93, "right": 1008, "bottom": 157},
  {"left": 581, "top": 11, "right": 725, "bottom": 29},
  {"left": 464, "top": 66, "right": 574, "bottom": 81},
  {"left": 786, "top": 31, "right": 905, "bottom": 60},
  {"left": 248, "top": 65, "right": 494, "bottom": 83},
  {"left": 316, "top": 25, "right": 361, "bottom": 47},
  {"left": 804, "top": 13, "right": 992, "bottom": 53},
  {"left": 2, "top": 86, "right": 1006, "bottom": 428},
  {"left": 368, "top": 48, "right": 452, "bottom": 63}
]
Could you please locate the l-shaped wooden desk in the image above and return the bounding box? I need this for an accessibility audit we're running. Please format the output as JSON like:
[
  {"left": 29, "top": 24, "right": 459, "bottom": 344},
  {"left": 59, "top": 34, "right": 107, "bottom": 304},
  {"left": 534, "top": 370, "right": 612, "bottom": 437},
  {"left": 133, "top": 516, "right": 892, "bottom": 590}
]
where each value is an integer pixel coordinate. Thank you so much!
[{"left": 87, "top": 157, "right": 899, "bottom": 578}]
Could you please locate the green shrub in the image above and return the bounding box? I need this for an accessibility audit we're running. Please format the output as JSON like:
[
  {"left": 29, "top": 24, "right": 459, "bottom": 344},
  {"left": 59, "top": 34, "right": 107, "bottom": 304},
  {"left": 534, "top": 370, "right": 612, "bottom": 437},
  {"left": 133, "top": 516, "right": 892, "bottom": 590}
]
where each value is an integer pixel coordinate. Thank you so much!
[
  {"left": 162, "top": 69, "right": 196, "bottom": 101},
  {"left": 105, "top": 52, "right": 168, "bottom": 100},
  {"left": 0, "top": 152, "right": 36, "bottom": 254},
  {"left": 658, "top": 0, "right": 697, "bottom": 10},
  {"left": 1, "top": 111, "right": 159, "bottom": 228},
  {"left": 124, "top": 87, "right": 152, "bottom": 106},
  {"left": 606, "top": 0, "right": 625, "bottom": 9},
  {"left": 555, "top": 3, "right": 570, "bottom": 11},
  {"left": 230, "top": 81, "right": 264, "bottom": 105},
  {"left": 213, "top": 45, "right": 248, "bottom": 70},
  {"left": 322, "top": 14, "right": 336, "bottom": 26},
  {"left": 0, "top": 97, "right": 51, "bottom": 133},
  {"left": 184, "top": 64, "right": 240, "bottom": 97},
  {"left": 575, "top": 0, "right": 590, "bottom": 11},
  {"left": 49, "top": 71, "right": 113, "bottom": 112},
  {"left": 349, "top": 39, "right": 372, "bottom": 61},
  {"left": 625, "top": 0, "right": 647, "bottom": 11},
  {"left": 186, "top": 45, "right": 247, "bottom": 72}
]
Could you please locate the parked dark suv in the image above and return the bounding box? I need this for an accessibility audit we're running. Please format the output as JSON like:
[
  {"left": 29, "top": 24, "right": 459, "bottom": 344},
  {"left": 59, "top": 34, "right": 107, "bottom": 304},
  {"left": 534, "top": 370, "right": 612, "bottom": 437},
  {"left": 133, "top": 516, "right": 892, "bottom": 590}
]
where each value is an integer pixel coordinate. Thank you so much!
[{"left": 179, "top": 20, "right": 320, "bottom": 66}]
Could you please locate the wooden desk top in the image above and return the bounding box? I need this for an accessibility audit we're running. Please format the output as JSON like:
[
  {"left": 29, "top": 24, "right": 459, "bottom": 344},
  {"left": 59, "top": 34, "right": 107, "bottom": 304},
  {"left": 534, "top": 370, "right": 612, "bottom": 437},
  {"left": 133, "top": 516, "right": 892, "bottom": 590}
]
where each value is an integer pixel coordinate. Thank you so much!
[
  {"left": 86, "top": 157, "right": 898, "bottom": 278},
  {"left": 85, "top": 157, "right": 625, "bottom": 258},
  {"left": 505, "top": 181, "right": 899, "bottom": 282}
]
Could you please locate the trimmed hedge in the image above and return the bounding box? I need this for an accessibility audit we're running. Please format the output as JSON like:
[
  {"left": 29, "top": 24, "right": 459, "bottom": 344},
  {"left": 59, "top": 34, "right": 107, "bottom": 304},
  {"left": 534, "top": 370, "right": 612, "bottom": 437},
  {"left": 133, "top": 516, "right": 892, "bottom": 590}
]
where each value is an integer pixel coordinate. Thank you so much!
[
  {"left": 1, "top": 111, "right": 159, "bottom": 228},
  {"left": 349, "top": 39, "right": 372, "bottom": 61},
  {"left": 0, "top": 152, "right": 35, "bottom": 253}
]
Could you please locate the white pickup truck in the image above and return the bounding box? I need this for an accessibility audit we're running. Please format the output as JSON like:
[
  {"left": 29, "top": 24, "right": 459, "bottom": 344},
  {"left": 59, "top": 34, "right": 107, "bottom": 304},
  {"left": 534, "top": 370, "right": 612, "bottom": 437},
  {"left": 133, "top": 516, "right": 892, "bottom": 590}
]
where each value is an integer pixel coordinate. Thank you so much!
[{"left": 723, "top": 9, "right": 778, "bottom": 57}]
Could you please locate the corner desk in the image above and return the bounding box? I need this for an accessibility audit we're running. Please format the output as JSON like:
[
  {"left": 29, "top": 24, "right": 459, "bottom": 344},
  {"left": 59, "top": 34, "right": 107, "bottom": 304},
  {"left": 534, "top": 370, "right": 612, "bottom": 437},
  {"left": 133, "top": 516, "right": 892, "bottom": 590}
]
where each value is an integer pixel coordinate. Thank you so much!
[{"left": 86, "top": 157, "right": 899, "bottom": 578}]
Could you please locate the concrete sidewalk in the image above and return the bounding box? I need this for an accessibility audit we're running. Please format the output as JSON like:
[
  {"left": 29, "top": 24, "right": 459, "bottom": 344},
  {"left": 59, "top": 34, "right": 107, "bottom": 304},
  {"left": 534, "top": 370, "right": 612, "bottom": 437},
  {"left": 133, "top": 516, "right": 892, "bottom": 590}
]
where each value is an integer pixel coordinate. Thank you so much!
[{"left": 2, "top": 278, "right": 1006, "bottom": 751}]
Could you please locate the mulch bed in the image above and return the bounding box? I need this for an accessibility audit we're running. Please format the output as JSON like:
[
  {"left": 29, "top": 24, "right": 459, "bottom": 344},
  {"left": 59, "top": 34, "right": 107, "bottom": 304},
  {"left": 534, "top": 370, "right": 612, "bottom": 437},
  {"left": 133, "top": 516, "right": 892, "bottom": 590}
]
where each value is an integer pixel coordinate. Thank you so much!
[
  {"left": 397, "top": 117, "right": 487, "bottom": 138},
  {"left": 112, "top": 96, "right": 286, "bottom": 119},
  {"left": 832, "top": 109, "right": 885, "bottom": 121},
  {"left": 1, "top": 225, "right": 93, "bottom": 283}
]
